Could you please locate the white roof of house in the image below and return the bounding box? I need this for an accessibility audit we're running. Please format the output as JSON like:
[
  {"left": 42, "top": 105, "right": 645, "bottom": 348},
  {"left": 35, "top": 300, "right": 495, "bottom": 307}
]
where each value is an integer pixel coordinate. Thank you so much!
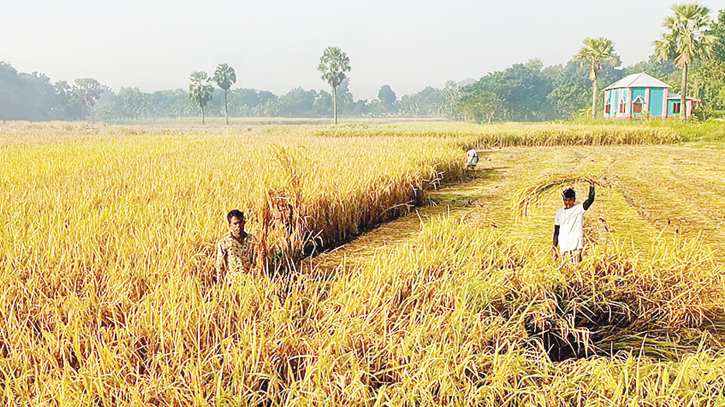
[{"left": 604, "top": 72, "right": 670, "bottom": 90}]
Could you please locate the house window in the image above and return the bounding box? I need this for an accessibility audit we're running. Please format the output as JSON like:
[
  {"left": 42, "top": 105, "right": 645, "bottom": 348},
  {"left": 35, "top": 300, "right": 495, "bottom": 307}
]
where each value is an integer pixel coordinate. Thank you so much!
[
  {"left": 673, "top": 102, "right": 681, "bottom": 114},
  {"left": 633, "top": 103, "right": 642, "bottom": 113},
  {"left": 605, "top": 104, "right": 611, "bottom": 114},
  {"left": 619, "top": 102, "right": 625, "bottom": 113}
]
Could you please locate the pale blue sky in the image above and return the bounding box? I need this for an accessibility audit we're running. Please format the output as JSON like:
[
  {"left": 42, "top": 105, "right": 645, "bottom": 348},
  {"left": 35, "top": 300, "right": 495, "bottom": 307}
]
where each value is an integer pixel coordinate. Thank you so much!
[{"left": 2, "top": 0, "right": 724, "bottom": 100}]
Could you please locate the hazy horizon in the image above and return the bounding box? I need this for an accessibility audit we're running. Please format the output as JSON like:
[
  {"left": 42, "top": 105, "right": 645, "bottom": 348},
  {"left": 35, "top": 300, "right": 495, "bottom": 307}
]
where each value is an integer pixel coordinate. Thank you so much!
[{"left": 3, "top": 0, "right": 725, "bottom": 100}]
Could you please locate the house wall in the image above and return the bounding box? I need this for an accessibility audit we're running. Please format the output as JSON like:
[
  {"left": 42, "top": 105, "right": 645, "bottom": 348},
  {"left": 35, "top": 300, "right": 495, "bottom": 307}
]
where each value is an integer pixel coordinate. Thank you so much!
[
  {"left": 631, "top": 87, "right": 646, "bottom": 117},
  {"left": 604, "top": 87, "right": 671, "bottom": 119},
  {"left": 612, "top": 88, "right": 624, "bottom": 118},
  {"left": 649, "top": 88, "right": 665, "bottom": 117},
  {"left": 604, "top": 90, "right": 613, "bottom": 117},
  {"left": 632, "top": 88, "right": 646, "bottom": 103},
  {"left": 667, "top": 98, "right": 695, "bottom": 118},
  {"left": 666, "top": 99, "right": 697, "bottom": 118},
  {"left": 667, "top": 100, "right": 679, "bottom": 117}
]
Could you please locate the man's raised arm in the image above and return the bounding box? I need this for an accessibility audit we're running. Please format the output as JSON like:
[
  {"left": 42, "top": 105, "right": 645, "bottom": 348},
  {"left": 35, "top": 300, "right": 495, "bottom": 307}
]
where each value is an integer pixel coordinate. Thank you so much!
[{"left": 583, "top": 185, "right": 596, "bottom": 210}]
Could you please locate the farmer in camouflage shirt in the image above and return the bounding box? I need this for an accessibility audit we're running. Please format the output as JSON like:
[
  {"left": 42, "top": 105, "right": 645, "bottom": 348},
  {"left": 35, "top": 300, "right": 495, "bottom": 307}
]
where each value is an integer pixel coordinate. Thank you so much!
[{"left": 216, "top": 209, "right": 257, "bottom": 284}]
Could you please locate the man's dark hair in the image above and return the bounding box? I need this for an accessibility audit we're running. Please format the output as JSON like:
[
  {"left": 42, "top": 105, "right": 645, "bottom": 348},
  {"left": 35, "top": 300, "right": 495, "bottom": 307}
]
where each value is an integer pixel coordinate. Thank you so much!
[
  {"left": 563, "top": 188, "right": 576, "bottom": 199},
  {"left": 227, "top": 209, "right": 245, "bottom": 223}
]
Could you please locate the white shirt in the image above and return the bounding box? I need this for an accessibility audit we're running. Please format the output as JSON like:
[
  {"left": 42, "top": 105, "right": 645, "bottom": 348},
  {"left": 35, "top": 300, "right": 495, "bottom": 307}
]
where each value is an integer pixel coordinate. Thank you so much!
[
  {"left": 466, "top": 149, "right": 479, "bottom": 166},
  {"left": 555, "top": 204, "right": 585, "bottom": 252}
]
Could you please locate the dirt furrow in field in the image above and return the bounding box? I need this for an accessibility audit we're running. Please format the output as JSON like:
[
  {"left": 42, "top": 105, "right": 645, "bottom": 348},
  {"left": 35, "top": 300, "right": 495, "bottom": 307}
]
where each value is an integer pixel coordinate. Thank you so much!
[{"left": 304, "top": 150, "right": 507, "bottom": 272}]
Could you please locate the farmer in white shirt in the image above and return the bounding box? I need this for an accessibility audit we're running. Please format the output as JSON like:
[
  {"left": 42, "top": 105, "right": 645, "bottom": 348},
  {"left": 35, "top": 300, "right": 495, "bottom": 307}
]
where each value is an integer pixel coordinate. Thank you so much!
[
  {"left": 553, "top": 185, "right": 595, "bottom": 262},
  {"left": 466, "top": 148, "right": 479, "bottom": 171}
]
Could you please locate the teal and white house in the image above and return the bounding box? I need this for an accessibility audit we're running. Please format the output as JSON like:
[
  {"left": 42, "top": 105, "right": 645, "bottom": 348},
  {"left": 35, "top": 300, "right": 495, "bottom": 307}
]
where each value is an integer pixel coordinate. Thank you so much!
[{"left": 603, "top": 72, "right": 699, "bottom": 119}]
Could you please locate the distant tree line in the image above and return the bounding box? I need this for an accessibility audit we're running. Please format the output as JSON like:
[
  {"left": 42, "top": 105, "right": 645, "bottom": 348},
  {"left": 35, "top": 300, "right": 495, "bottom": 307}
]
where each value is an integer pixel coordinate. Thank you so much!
[{"left": 1, "top": 5, "right": 723, "bottom": 122}]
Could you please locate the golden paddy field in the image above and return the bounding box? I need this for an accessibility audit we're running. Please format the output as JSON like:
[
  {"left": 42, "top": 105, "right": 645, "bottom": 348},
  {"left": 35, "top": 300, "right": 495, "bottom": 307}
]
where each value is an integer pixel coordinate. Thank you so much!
[{"left": 1, "top": 121, "right": 724, "bottom": 406}]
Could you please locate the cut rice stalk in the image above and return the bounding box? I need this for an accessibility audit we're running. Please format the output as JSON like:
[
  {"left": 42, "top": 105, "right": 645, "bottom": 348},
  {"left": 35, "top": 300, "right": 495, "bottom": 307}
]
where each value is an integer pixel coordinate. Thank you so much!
[{"left": 511, "top": 174, "right": 610, "bottom": 221}]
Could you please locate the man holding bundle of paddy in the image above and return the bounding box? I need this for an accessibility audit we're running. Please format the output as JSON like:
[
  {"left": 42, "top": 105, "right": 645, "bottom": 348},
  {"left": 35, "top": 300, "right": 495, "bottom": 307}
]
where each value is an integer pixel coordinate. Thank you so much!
[{"left": 553, "top": 185, "right": 595, "bottom": 263}]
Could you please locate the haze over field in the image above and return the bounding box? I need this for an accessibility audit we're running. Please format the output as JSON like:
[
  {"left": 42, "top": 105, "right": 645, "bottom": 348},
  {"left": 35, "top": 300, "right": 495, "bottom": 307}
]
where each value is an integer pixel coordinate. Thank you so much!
[{"left": 3, "top": 0, "right": 725, "bottom": 99}]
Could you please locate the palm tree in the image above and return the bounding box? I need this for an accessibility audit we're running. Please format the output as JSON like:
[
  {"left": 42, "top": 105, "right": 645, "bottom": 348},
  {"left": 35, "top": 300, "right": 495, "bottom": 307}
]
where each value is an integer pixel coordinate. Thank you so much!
[
  {"left": 213, "top": 63, "right": 236, "bottom": 125},
  {"left": 318, "top": 47, "right": 351, "bottom": 124},
  {"left": 654, "top": 3, "right": 718, "bottom": 119},
  {"left": 188, "top": 71, "right": 214, "bottom": 125},
  {"left": 573, "top": 38, "right": 620, "bottom": 118}
]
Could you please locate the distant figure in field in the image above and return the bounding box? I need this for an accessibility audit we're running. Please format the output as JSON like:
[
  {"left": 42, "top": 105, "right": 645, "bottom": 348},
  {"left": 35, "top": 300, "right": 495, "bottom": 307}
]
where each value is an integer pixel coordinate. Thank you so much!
[
  {"left": 553, "top": 185, "right": 595, "bottom": 263},
  {"left": 466, "top": 148, "right": 479, "bottom": 171},
  {"left": 216, "top": 209, "right": 257, "bottom": 284}
]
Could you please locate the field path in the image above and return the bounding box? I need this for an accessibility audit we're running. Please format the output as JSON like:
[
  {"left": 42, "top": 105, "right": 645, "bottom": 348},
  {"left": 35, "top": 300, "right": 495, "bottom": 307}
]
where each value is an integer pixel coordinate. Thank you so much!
[
  {"left": 306, "top": 146, "right": 725, "bottom": 273},
  {"left": 304, "top": 155, "right": 507, "bottom": 272}
]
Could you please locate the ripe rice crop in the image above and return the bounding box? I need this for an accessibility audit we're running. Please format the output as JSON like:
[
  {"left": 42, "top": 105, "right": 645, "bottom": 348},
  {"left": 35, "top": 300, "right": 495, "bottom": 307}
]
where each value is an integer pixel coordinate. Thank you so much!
[
  {"left": 1, "top": 121, "right": 722, "bottom": 405},
  {"left": 315, "top": 121, "right": 680, "bottom": 147}
]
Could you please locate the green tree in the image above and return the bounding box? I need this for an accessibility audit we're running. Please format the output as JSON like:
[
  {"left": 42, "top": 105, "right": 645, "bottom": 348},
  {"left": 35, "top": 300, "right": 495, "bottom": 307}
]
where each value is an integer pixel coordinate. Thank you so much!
[
  {"left": 349, "top": 99, "right": 369, "bottom": 117},
  {"left": 149, "top": 89, "right": 196, "bottom": 118},
  {"left": 543, "top": 62, "right": 592, "bottom": 118},
  {"left": 277, "top": 87, "right": 318, "bottom": 117},
  {"left": 459, "top": 79, "right": 497, "bottom": 122},
  {"left": 712, "top": 9, "right": 725, "bottom": 60},
  {"left": 335, "top": 78, "right": 354, "bottom": 116},
  {"left": 463, "top": 59, "right": 553, "bottom": 122},
  {"left": 116, "top": 87, "right": 149, "bottom": 119},
  {"left": 544, "top": 61, "right": 623, "bottom": 119},
  {"left": 573, "top": 37, "right": 620, "bottom": 118},
  {"left": 453, "top": 60, "right": 553, "bottom": 123},
  {"left": 689, "top": 59, "right": 725, "bottom": 117},
  {"left": 318, "top": 46, "right": 351, "bottom": 124},
  {"left": 442, "top": 81, "right": 462, "bottom": 119},
  {"left": 378, "top": 85, "right": 396, "bottom": 105},
  {"left": 188, "top": 71, "right": 214, "bottom": 124},
  {"left": 368, "top": 99, "right": 386, "bottom": 118},
  {"left": 399, "top": 86, "right": 445, "bottom": 117},
  {"left": 687, "top": 9, "right": 725, "bottom": 118},
  {"left": 654, "top": 3, "right": 718, "bottom": 119},
  {"left": 72, "top": 78, "right": 102, "bottom": 119},
  {"left": 258, "top": 90, "right": 276, "bottom": 105},
  {"left": 314, "top": 89, "right": 333, "bottom": 117},
  {"left": 497, "top": 59, "right": 555, "bottom": 121},
  {"left": 53, "top": 80, "right": 78, "bottom": 119},
  {"left": 378, "top": 85, "right": 397, "bottom": 114},
  {"left": 212, "top": 63, "right": 236, "bottom": 125}
]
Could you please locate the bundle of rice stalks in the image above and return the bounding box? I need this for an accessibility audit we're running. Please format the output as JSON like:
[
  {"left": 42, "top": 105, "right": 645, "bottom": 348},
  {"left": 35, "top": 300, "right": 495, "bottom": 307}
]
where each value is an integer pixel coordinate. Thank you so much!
[
  {"left": 511, "top": 174, "right": 610, "bottom": 221},
  {"left": 257, "top": 144, "right": 316, "bottom": 271}
]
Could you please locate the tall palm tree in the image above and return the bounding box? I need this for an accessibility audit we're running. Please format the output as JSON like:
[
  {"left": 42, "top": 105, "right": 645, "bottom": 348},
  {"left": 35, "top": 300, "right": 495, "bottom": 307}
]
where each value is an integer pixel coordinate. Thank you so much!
[
  {"left": 573, "top": 37, "right": 620, "bottom": 118},
  {"left": 654, "top": 3, "right": 718, "bottom": 119},
  {"left": 188, "top": 71, "right": 214, "bottom": 125},
  {"left": 318, "top": 47, "right": 351, "bottom": 124},
  {"left": 213, "top": 63, "right": 236, "bottom": 125}
]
